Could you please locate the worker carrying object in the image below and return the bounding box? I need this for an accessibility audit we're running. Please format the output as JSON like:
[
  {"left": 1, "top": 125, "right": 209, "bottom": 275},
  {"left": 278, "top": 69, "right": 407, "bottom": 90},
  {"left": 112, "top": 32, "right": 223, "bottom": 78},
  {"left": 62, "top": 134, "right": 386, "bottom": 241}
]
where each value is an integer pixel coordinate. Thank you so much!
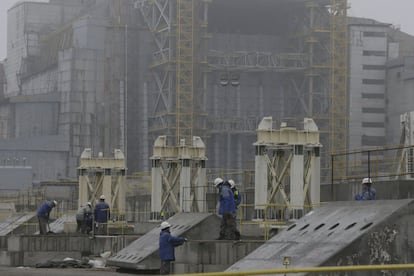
[
  {"left": 159, "top": 221, "right": 187, "bottom": 275},
  {"left": 355, "top": 177, "right": 376, "bottom": 200},
  {"left": 37, "top": 200, "right": 57, "bottom": 235}
]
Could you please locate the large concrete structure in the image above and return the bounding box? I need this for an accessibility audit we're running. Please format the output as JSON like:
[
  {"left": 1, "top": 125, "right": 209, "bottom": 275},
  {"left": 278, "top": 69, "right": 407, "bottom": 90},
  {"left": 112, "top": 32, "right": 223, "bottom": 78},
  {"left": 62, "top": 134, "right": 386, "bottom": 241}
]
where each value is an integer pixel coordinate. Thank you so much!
[
  {"left": 348, "top": 18, "right": 414, "bottom": 152},
  {"left": 0, "top": 0, "right": 336, "bottom": 184},
  {"left": 1, "top": 0, "right": 413, "bottom": 188}
]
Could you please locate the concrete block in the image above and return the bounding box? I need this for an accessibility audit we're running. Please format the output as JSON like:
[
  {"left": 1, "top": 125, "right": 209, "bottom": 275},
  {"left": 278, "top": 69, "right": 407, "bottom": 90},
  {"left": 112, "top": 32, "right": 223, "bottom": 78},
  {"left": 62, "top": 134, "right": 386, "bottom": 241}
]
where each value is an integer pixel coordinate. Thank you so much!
[
  {"left": 7, "top": 236, "right": 22, "bottom": 252},
  {"left": 0, "top": 251, "right": 11, "bottom": 266},
  {"left": 0, "top": 251, "right": 23, "bottom": 266},
  {"left": 173, "top": 263, "right": 200, "bottom": 274},
  {"left": 176, "top": 242, "right": 198, "bottom": 264},
  {"left": 199, "top": 264, "right": 229, "bottom": 273}
]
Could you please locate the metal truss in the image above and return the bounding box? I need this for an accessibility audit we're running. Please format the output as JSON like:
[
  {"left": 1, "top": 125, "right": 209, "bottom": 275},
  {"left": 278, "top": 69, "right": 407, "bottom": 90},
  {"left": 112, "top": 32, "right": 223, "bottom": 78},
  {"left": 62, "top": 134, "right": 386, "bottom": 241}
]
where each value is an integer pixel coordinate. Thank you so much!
[{"left": 328, "top": 0, "right": 348, "bottom": 178}]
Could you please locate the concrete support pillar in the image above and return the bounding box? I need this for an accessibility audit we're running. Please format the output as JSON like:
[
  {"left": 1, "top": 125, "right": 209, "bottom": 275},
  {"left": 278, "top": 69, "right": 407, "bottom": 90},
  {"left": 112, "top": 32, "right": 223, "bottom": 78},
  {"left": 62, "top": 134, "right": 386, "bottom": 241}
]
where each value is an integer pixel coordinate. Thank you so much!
[
  {"left": 103, "top": 171, "right": 112, "bottom": 207},
  {"left": 151, "top": 159, "right": 162, "bottom": 214},
  {"left": 180, "top": 159, "right": 191, "bottom": 212},
  {"left": 290, "top": 145, "right": 304, "bottom": 214},
  {"left": 196, "top": 160, "right": 207, "bottom": 212},
  {"left": 78, "top": 170, "right": 88, "bottom": 208},
  {"left": 254, "top": 145, "right": 267, "bottom": 211},
  {"left": 117, "top": 169, "right": 126, "bottom": 216},
  {"left": 310, "top": 147, "right": 321, "bottom": 205}
]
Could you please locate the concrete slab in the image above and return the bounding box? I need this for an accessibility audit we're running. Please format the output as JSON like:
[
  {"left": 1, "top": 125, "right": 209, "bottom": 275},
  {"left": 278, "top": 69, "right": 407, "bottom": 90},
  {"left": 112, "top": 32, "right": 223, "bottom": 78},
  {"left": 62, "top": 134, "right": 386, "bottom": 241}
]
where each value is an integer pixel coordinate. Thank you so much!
[
  {"left": 226, "top": 199, "right": 414, "bottom": 275},
  {"left": 107, "top": 212, "right": 220, "bottom": 270},
  {"left": 0, "top": 214, "right": 36, "bottom": 236}
]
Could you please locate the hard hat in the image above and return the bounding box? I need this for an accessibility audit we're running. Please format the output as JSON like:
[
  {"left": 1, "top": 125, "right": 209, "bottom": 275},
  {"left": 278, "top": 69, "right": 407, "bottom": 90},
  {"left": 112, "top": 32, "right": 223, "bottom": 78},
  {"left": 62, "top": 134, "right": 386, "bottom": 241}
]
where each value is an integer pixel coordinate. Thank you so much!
[
  {"left": 362, "top": 177, "right": 372, "bottom": 184},
  {"left": 228, "top": 179, "right": 235, "bottom": 188},
  {"left": 214, "top": 177, "right": 223, "bottom": 187},
  {"left": 86, "top": 202, "right": 92, "bottom": 207},
  {"left": 100, "top": 194, "right": 106, "bottom": 200},
  {"left": 52, "top": 200, "right": 57, "bottom": 206},
  {"left": 160, "top": 221, "right": 171, "bottom": 230}
]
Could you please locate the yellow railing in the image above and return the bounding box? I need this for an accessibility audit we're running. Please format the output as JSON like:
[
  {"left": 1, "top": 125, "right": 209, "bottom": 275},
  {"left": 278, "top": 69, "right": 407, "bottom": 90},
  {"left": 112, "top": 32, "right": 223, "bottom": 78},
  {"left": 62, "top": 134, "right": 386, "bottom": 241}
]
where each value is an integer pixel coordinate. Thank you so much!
[{"left": 174, "top": 264, "right": 414, "bottom": 276}]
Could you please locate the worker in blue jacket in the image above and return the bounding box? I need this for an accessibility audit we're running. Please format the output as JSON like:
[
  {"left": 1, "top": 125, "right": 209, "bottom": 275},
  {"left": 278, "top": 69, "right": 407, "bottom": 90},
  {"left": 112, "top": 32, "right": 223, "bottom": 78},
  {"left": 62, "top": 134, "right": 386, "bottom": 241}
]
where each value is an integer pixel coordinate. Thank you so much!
[
  {"left": 37, "top": 200, "right": 57, "bottom": 234},
  {"left": 355, "top": 177, "right": 376, "bottom": 201},
  {"left": 94, "top": 195, "right": 110, "bottom": 235},
  {"left": 159, "top": 221, "right": 187, "bottom": 275},
  {"left": 214, "top": 177, "right": 240, "bottom": 240}
]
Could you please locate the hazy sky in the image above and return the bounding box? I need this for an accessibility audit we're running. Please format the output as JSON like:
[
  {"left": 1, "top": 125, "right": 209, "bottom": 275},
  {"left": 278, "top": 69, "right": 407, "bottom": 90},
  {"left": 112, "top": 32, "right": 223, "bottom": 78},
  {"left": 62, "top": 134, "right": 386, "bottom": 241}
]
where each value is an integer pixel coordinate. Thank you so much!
[{"left": 1, "top": 0, "right": 414, "bottom": 60}]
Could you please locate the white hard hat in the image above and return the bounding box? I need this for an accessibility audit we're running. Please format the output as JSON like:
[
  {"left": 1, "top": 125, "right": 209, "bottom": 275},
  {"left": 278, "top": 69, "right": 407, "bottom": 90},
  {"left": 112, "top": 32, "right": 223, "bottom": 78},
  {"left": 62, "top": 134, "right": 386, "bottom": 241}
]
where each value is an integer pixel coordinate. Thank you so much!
[
  {"left": 86, "top": 202, "right": 92, "bottom": 207},
  {"left": 100, "top": 194, "right": 106, "bottom": 200},
  {"left": 160, "top": 221, "right": 171, "bottom": 230},
  {"left": 53, "top": 200, "right": 57, "bottom": 206},
  {"left": 228, "top": 179, "right": 235, "bottom": 188},
  {"left": 362, "top": 177, "right": 372, "bottom": 184},
  {"left": 214, "top": 177, "right": 223, "bottom": 187}
]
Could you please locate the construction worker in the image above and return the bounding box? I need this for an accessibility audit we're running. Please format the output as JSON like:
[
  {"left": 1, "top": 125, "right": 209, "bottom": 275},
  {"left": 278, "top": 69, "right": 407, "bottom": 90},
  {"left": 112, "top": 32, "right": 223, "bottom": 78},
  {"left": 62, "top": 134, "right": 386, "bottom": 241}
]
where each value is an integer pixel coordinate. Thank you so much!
[
  {"left": 94, "top": 195, "right": 110, "bottom": 235},
  {"left": 214, "top": 177, "right": 239, "bottom": 240},
  {"left": 76, "top": 202, "right": 93, "bottom": 234},
  {"left": 37, "top": 200, "right": 57, "bottom": 235},
  {"left": 228, "top": 179, "right": 242, "bottom": 211},
  {"left": 159, "top": 221, "right": 187, "bottom": 275},
  {"left": 355, "top": 177, "right": 376, "bottom": 200}
]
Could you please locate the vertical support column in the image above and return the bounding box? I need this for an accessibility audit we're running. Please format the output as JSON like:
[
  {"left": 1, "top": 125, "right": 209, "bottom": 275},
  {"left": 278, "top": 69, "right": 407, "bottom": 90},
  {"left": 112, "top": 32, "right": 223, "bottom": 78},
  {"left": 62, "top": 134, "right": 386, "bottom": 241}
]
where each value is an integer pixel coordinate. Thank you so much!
[
  {"left": 151, "top": 159, "right": 162, "bottom": 215},
  {"left": 180, "top": 158, "right": 191, "bottom": 212},
  {"left": 117, "top": 169, "right": 126, "bottom": 217},
  {"left": 255, "top": 145, "right": 267, "bottom": 218},
  {"left": 310, "top": 147, "right": 321, "bottom": 205},
  {"left": 196, "top": 160, "right": 207, "bottom": 212},
  {"left": 78, "top": 169, "right": 88, "bottom": 208},
  {"left": 290, "top": 145, "right": 304, "bottom": 217},
  {"left": 103, "top": 169, "right": 112, "bottom": 207}
]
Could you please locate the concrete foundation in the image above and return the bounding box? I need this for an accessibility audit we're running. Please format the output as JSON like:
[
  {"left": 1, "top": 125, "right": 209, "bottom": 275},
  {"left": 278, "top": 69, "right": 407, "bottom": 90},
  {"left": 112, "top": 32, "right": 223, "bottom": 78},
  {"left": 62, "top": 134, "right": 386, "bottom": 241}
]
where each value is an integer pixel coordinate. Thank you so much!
[{"left": 227, "top": 199, "right": 414, "bottom": 276}]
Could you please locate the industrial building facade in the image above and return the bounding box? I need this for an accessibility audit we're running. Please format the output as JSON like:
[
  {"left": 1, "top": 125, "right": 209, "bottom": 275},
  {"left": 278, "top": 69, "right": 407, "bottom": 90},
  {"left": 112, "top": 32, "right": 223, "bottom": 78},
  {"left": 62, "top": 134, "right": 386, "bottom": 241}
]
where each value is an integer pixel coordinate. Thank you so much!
[{"left": 0, "top": 0, "right": 413, "bottom": 185}]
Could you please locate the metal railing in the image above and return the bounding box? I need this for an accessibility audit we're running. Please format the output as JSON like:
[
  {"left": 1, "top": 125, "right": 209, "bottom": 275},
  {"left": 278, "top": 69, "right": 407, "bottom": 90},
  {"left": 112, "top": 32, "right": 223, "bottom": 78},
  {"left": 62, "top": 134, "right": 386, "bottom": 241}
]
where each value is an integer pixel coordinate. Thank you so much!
[
  {"left": 331, "top": 145, "right": 414, "bottom": 184},
  {"left": 174, "top": 264, "right": 414, "bottom": 276}
]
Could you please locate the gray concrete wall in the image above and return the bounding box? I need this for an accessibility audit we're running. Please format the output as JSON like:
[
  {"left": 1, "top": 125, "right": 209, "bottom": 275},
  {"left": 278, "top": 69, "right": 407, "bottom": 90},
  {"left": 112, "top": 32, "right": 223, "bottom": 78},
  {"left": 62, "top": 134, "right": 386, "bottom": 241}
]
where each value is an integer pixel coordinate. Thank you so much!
[
  {"left": 0, "top": 166, "right": 33, "bottom": 191},
  {"left": 348, "top": 24, "right": 389, "bottom": 152},
  {"left": 386, "top": 56, "right": 414, "bottom": 146}
]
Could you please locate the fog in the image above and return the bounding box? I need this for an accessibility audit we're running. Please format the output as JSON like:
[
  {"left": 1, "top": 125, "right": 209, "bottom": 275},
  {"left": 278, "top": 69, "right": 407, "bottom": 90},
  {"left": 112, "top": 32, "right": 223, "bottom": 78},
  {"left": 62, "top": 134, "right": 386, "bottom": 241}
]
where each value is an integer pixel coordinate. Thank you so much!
[{"left": 1, "top": 0, "right": 414, "bottom": 59}]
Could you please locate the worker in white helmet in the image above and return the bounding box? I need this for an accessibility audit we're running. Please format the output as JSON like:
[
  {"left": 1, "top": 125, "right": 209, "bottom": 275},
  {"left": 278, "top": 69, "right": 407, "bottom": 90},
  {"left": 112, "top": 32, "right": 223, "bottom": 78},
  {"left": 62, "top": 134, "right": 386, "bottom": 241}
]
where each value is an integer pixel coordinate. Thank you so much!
[
  {"left": 228, "top": 179, "right": 242, "bottom": 210},
  {"left": 76, "top": 202, "right": 93, "bottom": 234},
  {"left": 214, "top": 177, "right": 239, "bottom": 240},
  {"left": 355, "top": 177, "right": 376, "bottom": 200},
  {"left": 94, "top": 195, "right": 110, "bottom": 235},
  {"left": 159, "top": 221, "right": 187, "bottom": 275},
  {"left": 36, "top": 199, "right": 57, "bottom": 234}
]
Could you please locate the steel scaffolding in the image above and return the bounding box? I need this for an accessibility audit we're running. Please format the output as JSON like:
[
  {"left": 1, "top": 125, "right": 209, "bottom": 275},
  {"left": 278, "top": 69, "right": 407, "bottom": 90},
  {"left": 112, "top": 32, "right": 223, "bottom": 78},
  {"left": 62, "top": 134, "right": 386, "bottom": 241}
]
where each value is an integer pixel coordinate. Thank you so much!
[{"left": 329, "top": 0, "right": 348, "bottom": 179}]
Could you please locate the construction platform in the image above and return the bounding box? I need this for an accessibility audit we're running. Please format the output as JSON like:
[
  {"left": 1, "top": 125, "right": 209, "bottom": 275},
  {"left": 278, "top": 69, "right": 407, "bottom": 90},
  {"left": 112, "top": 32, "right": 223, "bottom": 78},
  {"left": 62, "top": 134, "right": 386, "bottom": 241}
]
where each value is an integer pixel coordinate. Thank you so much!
[{"left": 1, "top": 200, "right": 414, "bottom": 274}]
